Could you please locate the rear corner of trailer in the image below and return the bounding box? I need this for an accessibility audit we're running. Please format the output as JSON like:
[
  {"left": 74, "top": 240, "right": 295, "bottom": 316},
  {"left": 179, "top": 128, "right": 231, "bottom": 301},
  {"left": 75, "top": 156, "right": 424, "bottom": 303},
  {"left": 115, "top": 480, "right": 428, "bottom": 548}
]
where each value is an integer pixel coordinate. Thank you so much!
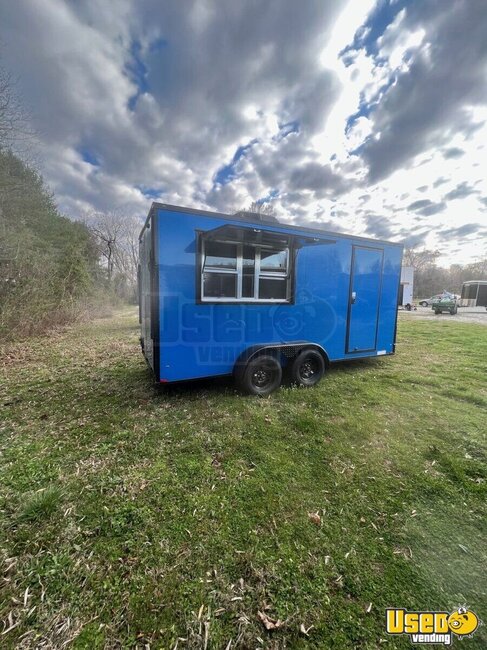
[
  {"left": 380, "top": 242, "right": 404, "bottom": 355},
  {"left": 138, "top": 206, "right": 159, "bottom": 378}
]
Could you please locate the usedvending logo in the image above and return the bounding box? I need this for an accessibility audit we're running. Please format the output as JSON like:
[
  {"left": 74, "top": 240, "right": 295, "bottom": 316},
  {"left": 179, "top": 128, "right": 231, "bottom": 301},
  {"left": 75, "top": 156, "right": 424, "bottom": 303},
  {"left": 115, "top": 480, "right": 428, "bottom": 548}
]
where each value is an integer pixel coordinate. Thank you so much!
[{"left": 386, "top": 606, "right": 480, "bottom": 645}]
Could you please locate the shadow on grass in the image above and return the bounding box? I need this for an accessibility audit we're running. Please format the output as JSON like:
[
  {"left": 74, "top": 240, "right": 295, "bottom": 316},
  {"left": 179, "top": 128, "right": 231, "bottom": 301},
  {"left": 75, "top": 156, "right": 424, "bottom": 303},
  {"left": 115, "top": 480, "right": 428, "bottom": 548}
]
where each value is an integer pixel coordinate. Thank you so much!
[
  {"left": 332, "top": 356, "right": 386, "bottom": 372},
  {"left": 153, "top": 374, "right": 236, "bottom": 399},
  {"left": 146, "top": 356, "right": 384, "bottom": 399}
]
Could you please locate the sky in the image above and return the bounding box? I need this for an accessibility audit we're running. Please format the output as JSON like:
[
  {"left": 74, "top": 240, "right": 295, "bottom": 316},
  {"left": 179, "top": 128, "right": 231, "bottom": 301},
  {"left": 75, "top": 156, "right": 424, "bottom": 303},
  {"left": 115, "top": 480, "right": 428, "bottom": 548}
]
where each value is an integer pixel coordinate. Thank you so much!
[{"left": 0, "top": 0, "right": 486, "bottom": 266}]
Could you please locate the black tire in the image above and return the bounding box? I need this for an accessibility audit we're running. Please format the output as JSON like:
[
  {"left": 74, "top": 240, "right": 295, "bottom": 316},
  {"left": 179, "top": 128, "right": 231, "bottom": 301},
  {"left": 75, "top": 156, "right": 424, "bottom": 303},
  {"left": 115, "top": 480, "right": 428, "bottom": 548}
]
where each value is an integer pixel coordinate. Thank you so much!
[
  {"left": 450, "top": 307, "right": 457, "bottom": 315},
  {"left": 420, "top": 301, "right": 428, "bottom": 307},
  {"left": 290, "top": 349, "right": 325, "bottom": 387},
  {"left": 236, "top": 354, "right": 282, "bottom": 396},
  {"left": 434, "top": 309, "right": 441, "bottom": 315}
]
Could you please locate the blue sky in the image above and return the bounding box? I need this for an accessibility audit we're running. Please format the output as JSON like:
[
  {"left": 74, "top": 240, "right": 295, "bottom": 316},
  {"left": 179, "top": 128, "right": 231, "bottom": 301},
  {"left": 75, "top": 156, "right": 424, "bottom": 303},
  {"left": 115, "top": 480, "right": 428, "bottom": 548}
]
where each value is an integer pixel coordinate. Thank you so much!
[{"left": 0, "top": 0, "right": 486, "bottom": 264}]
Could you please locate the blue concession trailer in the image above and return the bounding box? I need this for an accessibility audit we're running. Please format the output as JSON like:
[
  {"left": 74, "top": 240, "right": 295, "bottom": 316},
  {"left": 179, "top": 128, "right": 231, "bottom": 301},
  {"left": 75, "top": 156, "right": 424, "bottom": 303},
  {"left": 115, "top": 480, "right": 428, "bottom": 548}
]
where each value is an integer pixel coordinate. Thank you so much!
[{"left": 139, "top": 203, "right": 403, "bottom": 395}]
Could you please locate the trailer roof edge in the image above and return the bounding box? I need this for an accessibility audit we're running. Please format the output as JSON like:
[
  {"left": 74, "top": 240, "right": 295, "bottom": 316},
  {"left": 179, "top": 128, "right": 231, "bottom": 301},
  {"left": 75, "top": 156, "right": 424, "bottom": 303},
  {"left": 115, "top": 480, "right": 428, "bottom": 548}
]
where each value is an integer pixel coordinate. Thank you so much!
[{"left": 139, "top": 201, "right": 404, "bottom": 248}]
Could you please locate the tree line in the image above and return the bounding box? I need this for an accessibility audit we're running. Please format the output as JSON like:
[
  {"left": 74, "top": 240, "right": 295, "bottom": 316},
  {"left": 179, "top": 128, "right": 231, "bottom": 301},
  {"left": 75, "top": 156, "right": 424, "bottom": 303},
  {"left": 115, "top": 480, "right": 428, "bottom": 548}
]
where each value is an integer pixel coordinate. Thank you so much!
[
  {"left": 403, "top": 249, "right": 487, "bottom": 299},
  {"left": 0, "top": 63, "right": 139, "bottom": 340},
  {"left": 0, "top": 147, "right": 141, "bottom": 340}
]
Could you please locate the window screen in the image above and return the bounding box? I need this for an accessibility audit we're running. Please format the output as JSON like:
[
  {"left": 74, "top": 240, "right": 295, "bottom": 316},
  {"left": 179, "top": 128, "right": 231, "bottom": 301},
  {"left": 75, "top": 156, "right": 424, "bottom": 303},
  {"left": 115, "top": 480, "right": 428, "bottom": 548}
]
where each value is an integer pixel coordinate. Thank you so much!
[
  {"left": 200, "top": 237, "right": 291, "bottom": 302},
  {"left": 202, "top": 273, "right": 237, "bottom": 298},
  {"left": 260, "top": 249, "right": 288, "bottom": 272},
  {"left": 259, "top": 277, "right": 287, "bottom": 300},
  {"left": 204, "top": 241, "right": 237, "bottom": 269}
]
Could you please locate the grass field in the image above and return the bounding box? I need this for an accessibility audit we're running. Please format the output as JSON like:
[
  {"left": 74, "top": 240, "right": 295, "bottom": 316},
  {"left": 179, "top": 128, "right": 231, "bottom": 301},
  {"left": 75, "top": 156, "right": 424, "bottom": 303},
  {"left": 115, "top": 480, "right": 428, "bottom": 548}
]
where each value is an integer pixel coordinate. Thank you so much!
[{"left": 1, "top": 308, "right": 486, "bottom": 649}]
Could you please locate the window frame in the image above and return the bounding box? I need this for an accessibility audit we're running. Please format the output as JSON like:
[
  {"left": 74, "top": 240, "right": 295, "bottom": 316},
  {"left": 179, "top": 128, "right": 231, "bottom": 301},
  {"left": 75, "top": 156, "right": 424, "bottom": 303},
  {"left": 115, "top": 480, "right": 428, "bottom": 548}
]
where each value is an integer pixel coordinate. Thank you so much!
[{"left": 199, "top": 236, "right": 293, "bottom": 303}]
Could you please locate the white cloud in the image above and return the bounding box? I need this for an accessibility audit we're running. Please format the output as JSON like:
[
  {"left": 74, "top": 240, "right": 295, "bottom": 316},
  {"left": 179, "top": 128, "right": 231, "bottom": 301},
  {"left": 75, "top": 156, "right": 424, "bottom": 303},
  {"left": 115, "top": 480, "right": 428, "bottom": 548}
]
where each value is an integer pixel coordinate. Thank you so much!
[{"left": 0, "top": 0, "right": 486, "bottom": 265}]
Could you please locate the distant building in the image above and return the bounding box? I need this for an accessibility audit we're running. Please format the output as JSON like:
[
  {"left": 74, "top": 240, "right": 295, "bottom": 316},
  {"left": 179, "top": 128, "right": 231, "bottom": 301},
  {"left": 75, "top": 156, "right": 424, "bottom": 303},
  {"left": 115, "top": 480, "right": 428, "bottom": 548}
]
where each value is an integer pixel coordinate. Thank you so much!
[{"left": 398, "top": 266, "right": 414, "bottom": 307}]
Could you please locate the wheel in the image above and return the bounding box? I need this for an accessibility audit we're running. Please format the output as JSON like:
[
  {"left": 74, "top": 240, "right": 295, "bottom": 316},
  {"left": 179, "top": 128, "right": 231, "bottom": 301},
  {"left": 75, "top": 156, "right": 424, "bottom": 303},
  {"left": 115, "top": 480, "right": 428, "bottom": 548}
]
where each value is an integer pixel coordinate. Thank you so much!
[
  {"left": 434, "top": 309, "right": 441, "bottom": 315},
  {"left": 450, "top": 307, "right": 457, "bottom": 315},
  {"left": 405, "top": 303, "right": 412, "bottom": 311},
  {"left": 290, "top": 349, "right": 325, "bottom": 388},
  {"left": 420, "top": 301, "right": 428, "bottom": 307},
  {"left": 236, "top": 354, "right": 282, "bottom": 396}
]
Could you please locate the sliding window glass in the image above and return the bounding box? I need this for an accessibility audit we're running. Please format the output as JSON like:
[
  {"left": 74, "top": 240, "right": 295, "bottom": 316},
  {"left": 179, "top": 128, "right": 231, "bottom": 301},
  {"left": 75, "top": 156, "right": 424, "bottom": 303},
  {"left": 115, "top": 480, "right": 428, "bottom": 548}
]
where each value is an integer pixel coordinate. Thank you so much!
[
  {"left": 258, "top": 247, "right": 288, "bottom": 300},
  {"left": 202, "top": 241, "right": 238, "bottom": 298},
  {"left": 201, "top": 237, "right": 291, "bottom": 303}
]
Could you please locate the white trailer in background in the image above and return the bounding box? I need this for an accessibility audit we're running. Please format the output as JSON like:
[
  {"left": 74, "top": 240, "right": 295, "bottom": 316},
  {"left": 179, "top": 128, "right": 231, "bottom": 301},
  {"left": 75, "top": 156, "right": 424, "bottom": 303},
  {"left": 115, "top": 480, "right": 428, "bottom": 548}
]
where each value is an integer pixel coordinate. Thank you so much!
[
  {"left": 459, "top": 280, "right": 487, "bottom": 309},
  {"left": 398, "top": 266, "right": 414, "bottom": 309}
]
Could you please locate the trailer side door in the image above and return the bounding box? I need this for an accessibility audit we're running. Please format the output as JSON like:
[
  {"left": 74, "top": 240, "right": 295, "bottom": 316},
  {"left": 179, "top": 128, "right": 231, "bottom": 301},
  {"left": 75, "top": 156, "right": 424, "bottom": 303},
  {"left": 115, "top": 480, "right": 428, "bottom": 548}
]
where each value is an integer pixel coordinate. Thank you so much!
[{"left": 346, "top": 246, "right": 384, "bottom": 353}]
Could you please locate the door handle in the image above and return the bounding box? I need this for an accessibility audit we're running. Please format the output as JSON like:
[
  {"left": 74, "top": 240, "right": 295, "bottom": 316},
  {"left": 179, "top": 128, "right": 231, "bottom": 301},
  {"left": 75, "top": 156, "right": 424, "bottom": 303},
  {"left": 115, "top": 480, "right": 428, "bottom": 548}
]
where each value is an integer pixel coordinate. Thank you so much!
[{"left": 351, "top": 291, "right": 357, "bottom": 304}]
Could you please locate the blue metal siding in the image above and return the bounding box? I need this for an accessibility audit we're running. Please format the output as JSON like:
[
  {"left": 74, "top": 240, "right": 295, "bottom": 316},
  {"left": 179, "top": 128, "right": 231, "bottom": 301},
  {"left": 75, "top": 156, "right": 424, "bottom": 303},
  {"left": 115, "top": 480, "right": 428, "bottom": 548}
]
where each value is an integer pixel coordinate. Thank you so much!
[{"left": 152, "top": 207, "right": 402, "bottom": 382}]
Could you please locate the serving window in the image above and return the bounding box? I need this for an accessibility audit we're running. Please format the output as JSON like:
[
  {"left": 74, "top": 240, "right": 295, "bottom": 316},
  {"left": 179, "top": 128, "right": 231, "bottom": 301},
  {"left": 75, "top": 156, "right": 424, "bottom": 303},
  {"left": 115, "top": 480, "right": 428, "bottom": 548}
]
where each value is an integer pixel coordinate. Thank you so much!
[{"left": 200, "top": 238, "right": 291, "bottom": 302}]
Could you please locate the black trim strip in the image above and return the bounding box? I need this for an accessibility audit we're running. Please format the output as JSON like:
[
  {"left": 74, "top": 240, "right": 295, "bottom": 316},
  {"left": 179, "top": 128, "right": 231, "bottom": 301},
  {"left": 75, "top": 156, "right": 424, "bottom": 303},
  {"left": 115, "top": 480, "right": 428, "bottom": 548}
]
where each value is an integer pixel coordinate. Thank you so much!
[
  {"left": 137, "top": 264, "right": 142, "bottom": 324},
  {"left": 392, "top": 247, "right": 404, "bottom": 352},
  {"left": 150, "top": 212, "right": 161, "bottom": 380}
]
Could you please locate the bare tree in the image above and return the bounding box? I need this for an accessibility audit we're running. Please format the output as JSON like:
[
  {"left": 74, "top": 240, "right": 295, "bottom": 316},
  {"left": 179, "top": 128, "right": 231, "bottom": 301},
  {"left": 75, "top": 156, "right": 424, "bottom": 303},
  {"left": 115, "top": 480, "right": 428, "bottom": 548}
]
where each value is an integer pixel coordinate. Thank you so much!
[
  {"left": 85, "top": 212, "right": 124, "bottom": 282},
  {"left": 85, "top": 212, "right": 140, "bottom": 298},
  {"left": 0, "top": 64, "right": 34, "bottom": 151},
  {"left": 112, "top": 215, "right": 140, "bottom": 287},
  {"left": 246, "top": 201, "right": 276, "bottom": 218},
  {"left": 402, "top": 248, "right": 440, "bottom": 271},
  {"left": 466, "top": 256, "right": 487, "bottom": 278}
]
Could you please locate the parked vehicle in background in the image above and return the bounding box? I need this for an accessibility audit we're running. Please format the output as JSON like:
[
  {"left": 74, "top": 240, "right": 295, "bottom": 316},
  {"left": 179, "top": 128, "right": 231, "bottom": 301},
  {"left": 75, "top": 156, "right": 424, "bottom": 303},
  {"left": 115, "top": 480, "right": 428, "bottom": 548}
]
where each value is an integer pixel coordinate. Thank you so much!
[
  {"left": 458, "top": 280, "right": 487, "bottom": 310},
  {"left": 419, "top": 291, "right": 455, "bottom": 307},
  {"left": 432, "top": 296, "right": 458, "bottom": 315}
]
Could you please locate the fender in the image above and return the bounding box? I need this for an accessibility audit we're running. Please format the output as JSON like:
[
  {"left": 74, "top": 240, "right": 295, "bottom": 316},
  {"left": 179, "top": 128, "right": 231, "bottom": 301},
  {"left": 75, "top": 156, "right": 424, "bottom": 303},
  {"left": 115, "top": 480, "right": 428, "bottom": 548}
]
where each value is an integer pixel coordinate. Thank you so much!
[{"left": 233, "top": 341, "right": 329, "bottom": 376}]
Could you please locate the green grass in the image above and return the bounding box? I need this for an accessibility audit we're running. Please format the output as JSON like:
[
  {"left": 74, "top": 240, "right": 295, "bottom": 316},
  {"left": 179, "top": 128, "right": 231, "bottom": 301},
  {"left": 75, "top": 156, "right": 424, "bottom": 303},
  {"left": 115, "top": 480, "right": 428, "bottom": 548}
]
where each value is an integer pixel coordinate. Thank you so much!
[
  {"left": 1, "top": 308, "right": 486, "bottom": 648},
  {"left": 16, "top": 486, "right": 62, "bottom": 524}
]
